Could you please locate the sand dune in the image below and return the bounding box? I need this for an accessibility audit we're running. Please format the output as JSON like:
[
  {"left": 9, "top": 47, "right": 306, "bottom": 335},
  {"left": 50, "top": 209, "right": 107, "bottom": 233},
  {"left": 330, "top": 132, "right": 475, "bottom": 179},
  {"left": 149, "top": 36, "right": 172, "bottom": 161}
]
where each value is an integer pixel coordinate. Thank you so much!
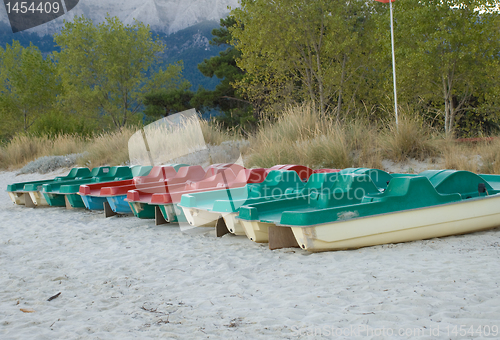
[{"left": 1, "top": 170, "right": 500, "bottom": 339}]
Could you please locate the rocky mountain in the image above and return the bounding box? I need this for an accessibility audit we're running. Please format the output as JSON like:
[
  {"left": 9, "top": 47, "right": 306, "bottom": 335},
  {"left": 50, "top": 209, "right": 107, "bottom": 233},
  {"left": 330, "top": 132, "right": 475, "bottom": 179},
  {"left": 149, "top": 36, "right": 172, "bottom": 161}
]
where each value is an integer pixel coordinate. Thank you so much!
[
  {"left": 159, "top": 20, "right": 227, "bottom": 90},
  {"left": 0, "top": 1, "right": 235, "bottom": 91},
  {"left": 0, "top": 18, "right": 227, "bottom": 90},
  {"left": 0, "top": 0, "right": 240, "bottom": 35}
]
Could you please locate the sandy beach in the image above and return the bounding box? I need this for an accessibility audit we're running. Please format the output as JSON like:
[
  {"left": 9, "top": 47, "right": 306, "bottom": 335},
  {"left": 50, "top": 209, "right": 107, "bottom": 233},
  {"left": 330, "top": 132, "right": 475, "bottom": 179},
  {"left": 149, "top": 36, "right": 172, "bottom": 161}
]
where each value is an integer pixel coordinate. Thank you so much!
[{"left": 1, "top": 170, "right": 500, "bottom": 339}]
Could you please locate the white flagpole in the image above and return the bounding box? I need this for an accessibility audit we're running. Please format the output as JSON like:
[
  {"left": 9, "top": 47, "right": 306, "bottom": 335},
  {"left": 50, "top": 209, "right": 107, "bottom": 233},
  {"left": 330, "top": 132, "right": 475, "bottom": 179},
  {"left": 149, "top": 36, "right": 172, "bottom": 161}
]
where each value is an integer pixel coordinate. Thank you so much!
[{"left": 390, "top": 0, "right": 398, "bottom": 127}]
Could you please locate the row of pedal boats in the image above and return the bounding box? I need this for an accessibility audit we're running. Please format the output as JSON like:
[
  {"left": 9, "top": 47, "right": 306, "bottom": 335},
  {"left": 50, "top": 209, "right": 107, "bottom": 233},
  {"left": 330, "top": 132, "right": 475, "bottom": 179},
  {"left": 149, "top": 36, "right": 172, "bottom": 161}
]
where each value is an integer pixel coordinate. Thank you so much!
[{"left": 7, "top": 163, "right": 500, "bottom": 252}]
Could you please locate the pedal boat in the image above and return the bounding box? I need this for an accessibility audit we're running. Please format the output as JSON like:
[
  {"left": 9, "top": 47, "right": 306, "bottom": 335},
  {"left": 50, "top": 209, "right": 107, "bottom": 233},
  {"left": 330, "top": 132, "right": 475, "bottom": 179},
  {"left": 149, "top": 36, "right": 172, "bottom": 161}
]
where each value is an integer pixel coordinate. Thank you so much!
[
  {"left": 7, "top": 167, "right": 91, "bottom": 207},
  {"left": 178, "top": 168, "right": 316, "bottom": 235},
  {"left": 236, "top": 169, "right": 390, "bottom": 243},
  {"left": 78, "top": 164, "right": 186, "bottom": 213},
  {"left": 41, "top": 166, "right": 146, "bottom": 208},
  {"left": 150, "top": 164, "right": 258, "bottom": 225},
  {"left": 124, "top": 164, "right": 235, "bottom": 219},
  {"left": 241, "top": 170, "right": 500, "bottom": 252}
]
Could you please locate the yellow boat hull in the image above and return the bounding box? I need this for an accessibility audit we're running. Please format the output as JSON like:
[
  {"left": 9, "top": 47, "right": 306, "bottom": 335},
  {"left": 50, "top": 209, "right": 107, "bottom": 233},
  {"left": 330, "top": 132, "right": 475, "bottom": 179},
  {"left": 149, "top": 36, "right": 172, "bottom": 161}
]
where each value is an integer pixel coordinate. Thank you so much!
[
  {"left": 288, "top": 195, "right": 500, "bottom": 252},
  {"left": 239, "top": 220, "right": 275, "bottom": 243},
  {"left": 222, "top": 212, "right": 246, "bottom": 236},
  {"left": 8, "top": 192, "right": 25, "bottom": 205},
  {"left": 28, "top": 191, "right": 49, "bottom": 206},
  {"left": 181, "top": 207, "right": 219, "bottom": 228}
]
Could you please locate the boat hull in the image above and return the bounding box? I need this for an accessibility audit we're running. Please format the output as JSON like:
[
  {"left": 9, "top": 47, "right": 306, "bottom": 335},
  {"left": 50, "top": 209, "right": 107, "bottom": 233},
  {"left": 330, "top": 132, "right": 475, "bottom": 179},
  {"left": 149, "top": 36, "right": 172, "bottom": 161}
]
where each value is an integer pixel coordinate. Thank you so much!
[
  {"left": 158, "top": 204, "right": 187, "bottom": 223},
  {"left": 66, "top": 194, "right": 86, "bottom": 208},
  {"left": 8, "top": 192, "right": 25, "bottom": 205},
  {"left": 129, "top": 202, "right": 155, "bottom": 219},
  {"left": 43, "top": 192, "right": 66, "bottom": 207},
  {"left": 239, "top": 220, "right": 275, "bottom": 243},
  {"left": 107, "top": 195, "right": 132, "bottom": 214},
  {"left": 28, "top": 191, "right": 49, "bottom": 206},
  {"left": 288, "top": 195, "right": 500, "bottom": 252},
  {"left": 81, "top": 195, "right": 108, "bottom": 210},
  {"left": 181, "top": 207, "right": 219, "bottom": 228},
  {"left": 222, "top": 212, "right": 246, "bottom": 235}
]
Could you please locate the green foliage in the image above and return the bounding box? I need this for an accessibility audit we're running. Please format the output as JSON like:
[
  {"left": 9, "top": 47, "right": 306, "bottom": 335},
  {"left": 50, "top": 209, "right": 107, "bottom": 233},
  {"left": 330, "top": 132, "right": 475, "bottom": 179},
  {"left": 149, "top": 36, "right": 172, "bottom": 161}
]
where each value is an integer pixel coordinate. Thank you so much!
[
  {"left": 191, "top": 16, "right": 254, "bottom": 129},
  {"left": 144, "top": 82, "right": 194, "bottom": 122},
  {"left": 231, "top": 0, "right": 378, "bottom": 118},
  {"left": 230, "top": 0, "right": 500, "bottom": 135},
  {"left": 54, "top": 15, "right": 186, "bottom": 128},
  {"left": 30, "top": 110, "right": 96, "bottom": 137},
  {"left": 389, "top": 0, "right": 500, "bottom": 136},
  {"left": 0, "top": 41, "right": 60, "bottom": 137}
]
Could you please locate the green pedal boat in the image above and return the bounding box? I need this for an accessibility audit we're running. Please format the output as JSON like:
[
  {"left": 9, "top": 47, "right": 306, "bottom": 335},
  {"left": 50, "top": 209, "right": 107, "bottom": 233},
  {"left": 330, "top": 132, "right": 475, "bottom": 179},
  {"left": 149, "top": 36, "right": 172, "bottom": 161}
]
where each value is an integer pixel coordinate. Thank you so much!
[
  {"left": 237, "top": 169, "right": 500, "bottom": 252},
  {"left": 7, "top": 167, "right": 92, "bottom": 207},
  {"left": 41, "top": 166, "right": 151, "bottom": 208},
  {"left": 178, "top": 169, "right": 306, "bottom": 234}
]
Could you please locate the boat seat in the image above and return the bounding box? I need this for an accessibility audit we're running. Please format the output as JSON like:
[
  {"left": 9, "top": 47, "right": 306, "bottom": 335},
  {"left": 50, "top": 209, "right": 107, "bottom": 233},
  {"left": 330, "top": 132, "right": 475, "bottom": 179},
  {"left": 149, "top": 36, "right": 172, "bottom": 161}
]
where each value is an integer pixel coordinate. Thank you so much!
[
  {"left": 339, "top": 168, "right": 393, "bottom": 190},
  {"left": 278, "top": 176, "right": 462, "bottom": 227},
  {"left": 419, "top": 170, "right": 495, "bottom": 198},
  {"left": 130, "top": 165, "right": 153, "bottom": 177},
  {"left": 134, "top": 165, "right": 177, "bottom": 184},
  {"left": 249, "top": 170, "right": 305, "bottom": 198}
]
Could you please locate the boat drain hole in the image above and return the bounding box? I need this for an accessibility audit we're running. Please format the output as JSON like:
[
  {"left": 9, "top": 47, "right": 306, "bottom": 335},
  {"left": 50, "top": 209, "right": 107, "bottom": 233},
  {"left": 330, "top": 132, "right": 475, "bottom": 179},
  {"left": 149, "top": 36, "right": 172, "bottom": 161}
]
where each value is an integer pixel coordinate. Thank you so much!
[{"left": 302, "top": 244, "right": 306, "bottom": 249}]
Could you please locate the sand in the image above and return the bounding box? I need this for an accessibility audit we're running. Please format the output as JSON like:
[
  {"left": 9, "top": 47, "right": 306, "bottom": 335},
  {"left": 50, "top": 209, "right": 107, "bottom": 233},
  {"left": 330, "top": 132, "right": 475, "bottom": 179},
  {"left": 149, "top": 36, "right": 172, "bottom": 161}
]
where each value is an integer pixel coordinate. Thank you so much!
[{"left": 1, "top": 170, "right": 500, "bottom": 339}]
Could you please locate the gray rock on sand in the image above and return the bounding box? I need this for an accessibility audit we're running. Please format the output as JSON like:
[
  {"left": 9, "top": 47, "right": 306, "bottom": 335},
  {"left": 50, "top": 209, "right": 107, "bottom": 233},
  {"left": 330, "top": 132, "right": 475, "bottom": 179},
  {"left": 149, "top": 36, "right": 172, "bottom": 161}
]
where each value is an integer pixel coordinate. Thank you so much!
[{"left": 17, "top": 152, "right": 88, "bottom": 175}]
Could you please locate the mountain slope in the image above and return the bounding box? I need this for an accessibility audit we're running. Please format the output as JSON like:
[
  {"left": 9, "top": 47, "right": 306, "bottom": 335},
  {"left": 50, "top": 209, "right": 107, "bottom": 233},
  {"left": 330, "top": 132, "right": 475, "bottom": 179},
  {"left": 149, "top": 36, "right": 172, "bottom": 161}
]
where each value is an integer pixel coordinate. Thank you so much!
[
  {"left": 0, "top": 0, "right": 239, "bottom": 35},
  {"left": 0, "top": 20, "right": 226, "bottom": 90}
]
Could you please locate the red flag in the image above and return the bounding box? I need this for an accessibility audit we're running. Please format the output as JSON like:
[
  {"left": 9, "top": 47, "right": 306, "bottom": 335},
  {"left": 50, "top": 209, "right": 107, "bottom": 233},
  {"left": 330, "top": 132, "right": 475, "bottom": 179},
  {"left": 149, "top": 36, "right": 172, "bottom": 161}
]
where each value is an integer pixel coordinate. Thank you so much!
[{"left": 375, "top": 0, "right": 395, "bottom": 2}]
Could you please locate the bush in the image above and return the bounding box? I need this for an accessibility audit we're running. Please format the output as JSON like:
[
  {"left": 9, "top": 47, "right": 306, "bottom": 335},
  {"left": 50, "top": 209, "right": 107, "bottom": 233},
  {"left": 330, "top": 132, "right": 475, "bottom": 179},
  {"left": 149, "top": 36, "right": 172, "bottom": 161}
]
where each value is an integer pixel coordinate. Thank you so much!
[
  {"left": 247, "top": 104, "right": 382, "bottom": 169},
  {"left": 382, "top": 115, "right": 438, "bottom": 162},
  {"left": 29, "top": 111, "right": 96, "bottom": 137}
]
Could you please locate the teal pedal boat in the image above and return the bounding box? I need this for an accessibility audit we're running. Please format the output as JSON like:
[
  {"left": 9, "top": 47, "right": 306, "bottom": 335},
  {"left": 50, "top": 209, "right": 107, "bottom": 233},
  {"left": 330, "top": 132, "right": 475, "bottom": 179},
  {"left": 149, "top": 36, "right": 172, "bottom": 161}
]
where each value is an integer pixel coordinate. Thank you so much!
[
  {"left": 179, "top": 168, "right": 390, "bottom": 237},
  {"left": 7, "top": 167, "right": 91, "bottom": 207},
  {"left": 41, "top": 166, "right": 150, "bottom": 208},
  {"left": 178, "top": 169, "right": 319, "bottom": 234},
  {"left": 235, "top": 168, "right": 392, "bottom": 242},
  {"left": 238, "top": 169, "right": 500, "bottom": 252}
]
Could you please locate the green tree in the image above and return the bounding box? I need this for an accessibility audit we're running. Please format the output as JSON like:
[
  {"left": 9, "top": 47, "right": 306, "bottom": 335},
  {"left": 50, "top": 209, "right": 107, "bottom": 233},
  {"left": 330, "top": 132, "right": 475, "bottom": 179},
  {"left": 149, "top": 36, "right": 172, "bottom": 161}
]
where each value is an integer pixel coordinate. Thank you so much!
[
  {"left": 191, "top": 16, "right": 254, "bottom": 127},
  {"left": 144, "top": 83, "right": 194, "bottom": 121},
  {"left": 388, "top": 0, "right": 500, "bottom": 135},
  {"left": 54, "top": 15, "right": 187, "bottom": 128},
  {"left": 231, "top": 0, "right": 376, "bottom": 118},
  {"left": 0, "top": 41, "right": 60, "bottom": 136}
]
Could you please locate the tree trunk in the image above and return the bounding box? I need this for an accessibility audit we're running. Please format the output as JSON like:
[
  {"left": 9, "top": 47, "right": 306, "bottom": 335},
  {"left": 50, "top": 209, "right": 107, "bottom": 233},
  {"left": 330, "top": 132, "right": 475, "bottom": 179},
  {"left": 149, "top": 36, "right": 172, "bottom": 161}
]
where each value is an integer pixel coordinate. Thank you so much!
[
  {"left": 122, "top": 90, "right": 128, "bottom": 127},
  {"left": 23, "top": 109, "right": 27, "bottom": 132},
  {"left": 443, "top": 75, "right": 451, "bottom": 136},
  {"left": 337, "top": 54, "right": 347, "bottom": 121},
  {"left": 316, "top": 52, "right": 325, "bottom": 115}
]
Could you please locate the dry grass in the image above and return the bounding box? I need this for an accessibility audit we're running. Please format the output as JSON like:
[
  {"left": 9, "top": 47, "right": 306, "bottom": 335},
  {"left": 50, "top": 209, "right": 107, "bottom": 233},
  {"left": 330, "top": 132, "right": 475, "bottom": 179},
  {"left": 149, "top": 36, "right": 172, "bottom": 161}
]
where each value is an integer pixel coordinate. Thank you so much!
[
  {"left": 128, "top": 116, "right": 240, "bottom": 165},
  {"left": 246, "top": 104, "right": 382, "bottom": 169},
  {"left": 381, "top": 115, "right": 439, "bottom": 162},
  {"left": 200, "top": 119, "right": 238, "bottom": 146},
  {"left": 0, "top": 134, "right": 86, "bottom": 171},
  {"left": 1, "top": 104, "right": 500, "bottom": 174},
  {"left": 246, "top": 103, "right": 500, "bottom": 173},
  {"left": 442, "top": 141, "right": 479, "bottom": 173},
  {"left": 440, "top": 138, "right": 500, "bottom": 174},
  {"left": 0, "top": 118, "right": 241, "bottom": 171},
  {"left": 478, "top": 139, "right": 500, "bottom": 174},
  {"left": 77, "top": 128, "right": 135, "bottom": 168}
]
